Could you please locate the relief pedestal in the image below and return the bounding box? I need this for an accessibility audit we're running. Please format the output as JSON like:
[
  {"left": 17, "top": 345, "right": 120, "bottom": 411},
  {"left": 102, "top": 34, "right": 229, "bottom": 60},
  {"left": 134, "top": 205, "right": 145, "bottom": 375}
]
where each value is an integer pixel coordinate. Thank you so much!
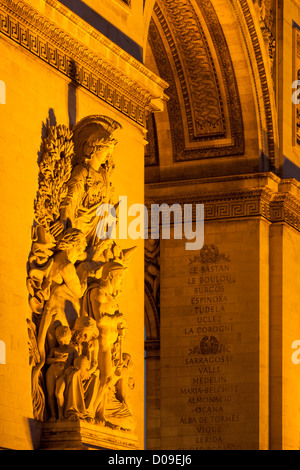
[
  {"left": 145, "top": 173, "right": 300, "bottom": 450},
  {"left": 40, "top": 421, "right": 138, "bottom": 450}
]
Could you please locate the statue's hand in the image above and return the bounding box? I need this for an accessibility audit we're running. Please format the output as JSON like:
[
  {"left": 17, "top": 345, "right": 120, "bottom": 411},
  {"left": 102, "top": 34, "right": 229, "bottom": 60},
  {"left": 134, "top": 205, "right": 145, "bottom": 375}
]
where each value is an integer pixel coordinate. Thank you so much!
[
  {"left": 81, "top": 370, "right": 90, "bottom": 381},
  {"left": 114, "top": 364, "right": 123, "bottom": 376}
]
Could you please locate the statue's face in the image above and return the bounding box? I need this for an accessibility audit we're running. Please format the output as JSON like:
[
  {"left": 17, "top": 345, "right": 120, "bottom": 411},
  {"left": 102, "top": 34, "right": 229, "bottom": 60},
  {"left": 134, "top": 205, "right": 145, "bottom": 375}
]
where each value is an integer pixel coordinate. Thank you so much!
[
  {"left": 94, "top": 146, "right": 110, "bottom": 165},
  {"left": 111, "top": 272, "right": 124, "bottom": 297}
]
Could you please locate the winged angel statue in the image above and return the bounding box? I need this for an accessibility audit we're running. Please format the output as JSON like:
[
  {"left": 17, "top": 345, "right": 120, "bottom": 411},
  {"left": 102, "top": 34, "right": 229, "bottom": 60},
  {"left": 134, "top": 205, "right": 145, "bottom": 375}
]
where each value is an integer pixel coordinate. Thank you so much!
[{"left": 26, "top": 116, "right": 136, "bottom": 431}]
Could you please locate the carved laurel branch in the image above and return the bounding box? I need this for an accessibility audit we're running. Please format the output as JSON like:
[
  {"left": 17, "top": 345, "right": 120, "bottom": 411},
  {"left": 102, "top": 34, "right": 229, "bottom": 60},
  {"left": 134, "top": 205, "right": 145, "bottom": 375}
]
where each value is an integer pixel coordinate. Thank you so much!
[{"left": 145, "top": 185, "right": 300, "bottom": 233}]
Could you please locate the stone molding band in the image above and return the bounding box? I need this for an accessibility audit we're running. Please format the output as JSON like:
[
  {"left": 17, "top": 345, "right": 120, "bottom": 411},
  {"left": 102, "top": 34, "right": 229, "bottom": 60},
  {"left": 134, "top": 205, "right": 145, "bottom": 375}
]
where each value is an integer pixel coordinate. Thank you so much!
[{"left": 40, "top": 421, "right": 139, "bottom": 450}]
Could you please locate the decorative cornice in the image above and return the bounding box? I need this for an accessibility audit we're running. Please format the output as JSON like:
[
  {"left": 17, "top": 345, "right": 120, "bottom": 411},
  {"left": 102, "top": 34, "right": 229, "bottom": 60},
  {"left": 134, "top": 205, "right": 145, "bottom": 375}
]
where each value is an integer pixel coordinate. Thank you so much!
[
  {"left": 0, "top": 0, "right": 167, "bottom": 127},
  {"left": 145, "top": 339, "right": 161, "bottom": 353},
  {"left": 43, "top": 0, "right": 165, "bottom": 87},
  {"left": 145, "top": 174, "right": 300, "bottom": 233},
  {"left": 148, "top": 0, "right": 244, "bottom": 164},
  {"left": 146, "top": 187, "right": 273, "bottom": 220}
]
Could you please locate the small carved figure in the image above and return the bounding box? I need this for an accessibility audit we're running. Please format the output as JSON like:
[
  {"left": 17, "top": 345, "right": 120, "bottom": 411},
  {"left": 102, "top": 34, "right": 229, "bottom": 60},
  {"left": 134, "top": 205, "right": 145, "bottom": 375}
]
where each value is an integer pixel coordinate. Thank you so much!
[
  {"left": 31, "top": 228, "right": 87, "bottom": 419},
  {"left": 27, "top": 117, "right": 136, "bottom": 431},
  {"left": 38, "top": 228, "right": 88, "bottom": 352},
  {"left": 145, "top": 239, "right": 160, "bottom": 305}
]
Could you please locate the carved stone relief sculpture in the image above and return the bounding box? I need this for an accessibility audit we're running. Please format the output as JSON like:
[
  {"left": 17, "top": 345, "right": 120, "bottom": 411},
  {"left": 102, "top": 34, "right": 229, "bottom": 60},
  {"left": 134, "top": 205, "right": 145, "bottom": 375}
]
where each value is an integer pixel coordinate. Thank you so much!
[
  {"left": 26, "top": 115, "right": 136, "bottom": 432},
  {"left": 145, "top": 239, "right": 160, "bottom": 316}
]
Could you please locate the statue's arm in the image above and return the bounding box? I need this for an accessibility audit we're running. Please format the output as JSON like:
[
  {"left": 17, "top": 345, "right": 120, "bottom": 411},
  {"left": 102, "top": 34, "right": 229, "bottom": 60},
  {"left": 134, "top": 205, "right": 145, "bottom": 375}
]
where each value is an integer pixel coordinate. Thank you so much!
[
  {"left": 46, "top": 348, "right": 55, "bottom": 364},
  {"left": 68, "top": 348, "right": 78, "bottom": 367}
]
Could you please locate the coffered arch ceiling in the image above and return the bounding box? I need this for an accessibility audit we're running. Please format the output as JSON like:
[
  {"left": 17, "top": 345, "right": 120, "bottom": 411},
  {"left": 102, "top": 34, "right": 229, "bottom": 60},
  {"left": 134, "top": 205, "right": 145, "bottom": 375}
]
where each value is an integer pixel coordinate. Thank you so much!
[{"left": 144, "top": 0, "right": 278, "bottom": 174}]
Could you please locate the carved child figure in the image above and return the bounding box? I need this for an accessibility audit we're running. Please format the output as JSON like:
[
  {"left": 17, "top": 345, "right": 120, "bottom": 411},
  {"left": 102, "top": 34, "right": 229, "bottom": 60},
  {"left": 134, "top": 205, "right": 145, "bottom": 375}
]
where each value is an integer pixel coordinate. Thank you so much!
[{"left": 45, "top": 325, "right": 78, "bottom": 422}]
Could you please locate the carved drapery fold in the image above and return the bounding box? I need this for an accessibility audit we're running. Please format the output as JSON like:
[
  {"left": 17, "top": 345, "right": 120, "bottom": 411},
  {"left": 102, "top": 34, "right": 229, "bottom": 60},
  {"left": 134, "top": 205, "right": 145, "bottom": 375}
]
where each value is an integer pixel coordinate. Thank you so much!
[{"left": 145, "top": 239, "right": 160, "bottom": 341}]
